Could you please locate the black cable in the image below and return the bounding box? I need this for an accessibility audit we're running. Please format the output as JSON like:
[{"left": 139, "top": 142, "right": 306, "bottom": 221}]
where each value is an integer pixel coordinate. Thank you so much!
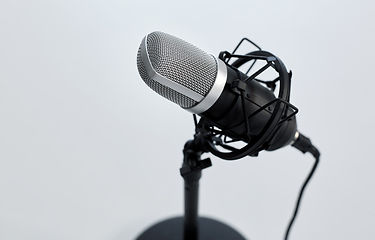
[{"left": 284, "top": 134, "right": 320, "bottom": 240}]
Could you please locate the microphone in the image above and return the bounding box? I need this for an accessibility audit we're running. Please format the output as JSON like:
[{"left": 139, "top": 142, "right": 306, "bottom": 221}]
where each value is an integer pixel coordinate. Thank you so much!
[
  {"left": 136, "top": 31, "right": 321, "bottom": 240},
  {"left": 137, "top": 31, "right": 298, "bottom": 159}
]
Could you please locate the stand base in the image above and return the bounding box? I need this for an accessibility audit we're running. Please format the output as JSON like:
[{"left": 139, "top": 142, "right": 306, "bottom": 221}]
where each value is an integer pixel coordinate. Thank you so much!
[{"left": 136, "top": 216, "right": 246, "bottom": 240}]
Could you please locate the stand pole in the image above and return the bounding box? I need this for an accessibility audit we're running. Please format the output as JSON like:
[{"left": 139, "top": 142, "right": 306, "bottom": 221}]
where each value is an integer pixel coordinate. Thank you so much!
[
  {"left": 180, "top": 137, "right": 211, "bottom": 240},
  {"left": 182, "top": 164, "right": 200, "bottom": 239}
]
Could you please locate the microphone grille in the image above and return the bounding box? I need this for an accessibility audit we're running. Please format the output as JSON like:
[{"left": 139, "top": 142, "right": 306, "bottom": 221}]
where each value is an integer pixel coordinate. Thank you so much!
[
  {"left": 137, "top": 31, "right": 218, "bottom": 108},
  {"left": 137, "top": 47, "right": 198, "bottom": 108}
]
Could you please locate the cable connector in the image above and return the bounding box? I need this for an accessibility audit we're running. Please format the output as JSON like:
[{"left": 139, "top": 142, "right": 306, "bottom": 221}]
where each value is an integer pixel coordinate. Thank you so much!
[
  {"left": 292, "top": 132, "right": 311, "bottom": 153},
  {"left": 292, "top": 132, "right": 320, "bottom": 159}
]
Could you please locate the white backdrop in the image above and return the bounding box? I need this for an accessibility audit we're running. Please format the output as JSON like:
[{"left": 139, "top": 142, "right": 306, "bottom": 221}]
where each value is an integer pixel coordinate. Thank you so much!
[{"left": 1, "top": 0, "right": 374, "bottom": 239}]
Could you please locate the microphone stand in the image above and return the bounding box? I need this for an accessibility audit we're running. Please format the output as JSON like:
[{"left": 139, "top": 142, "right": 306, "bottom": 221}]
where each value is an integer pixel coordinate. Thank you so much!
[
  {"left": 180, "top": 133, "right": 211, "bottom": 239},
  {"left": 136, "top": 132, "right": 245, "bottom": 240}
]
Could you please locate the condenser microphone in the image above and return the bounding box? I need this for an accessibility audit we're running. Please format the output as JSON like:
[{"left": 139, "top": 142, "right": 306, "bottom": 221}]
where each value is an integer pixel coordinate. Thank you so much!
[
  {"left": 137, "top": 31, "right": 297, "bottom": 158},
  {"left": 136, "top": 31, "right": 321, "bottom": 240}
]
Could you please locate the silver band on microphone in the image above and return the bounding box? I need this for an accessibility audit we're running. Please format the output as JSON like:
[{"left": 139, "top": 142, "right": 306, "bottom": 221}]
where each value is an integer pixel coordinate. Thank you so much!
[{"left": 186, "top": 58, "right": 227, "bottom": 114}]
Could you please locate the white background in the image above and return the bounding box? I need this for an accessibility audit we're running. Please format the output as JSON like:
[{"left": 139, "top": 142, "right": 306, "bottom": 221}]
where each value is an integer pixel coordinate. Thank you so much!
[{"left": 1, "top": 0, "right": 374, "bottom": 239}]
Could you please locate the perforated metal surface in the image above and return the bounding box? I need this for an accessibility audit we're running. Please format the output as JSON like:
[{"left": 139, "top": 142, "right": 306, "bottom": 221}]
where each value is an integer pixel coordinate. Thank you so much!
[
  {"left": 137, "top": 31, "right": 218, "bottom": 108},
  {"left": 137, "top": 47, "right": 198, "bottom": 108}
]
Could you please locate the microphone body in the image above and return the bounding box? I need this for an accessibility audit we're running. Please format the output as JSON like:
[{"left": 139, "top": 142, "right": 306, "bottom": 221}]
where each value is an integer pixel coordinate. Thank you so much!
[
  {"left": 199, "top": 64, "right": 297, "bottom": 151},
  {"left": 137, "top": 31, "right": 297, "bottom": 153}
]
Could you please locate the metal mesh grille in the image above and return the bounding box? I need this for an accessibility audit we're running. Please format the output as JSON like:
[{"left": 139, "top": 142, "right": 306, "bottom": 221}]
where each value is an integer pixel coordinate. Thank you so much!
[
  {"left": 137, "top": 31, "right": 218, "bottom": 108},
  {"left": 137, "top": 47, "right": 198, "bottom": 108}
]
